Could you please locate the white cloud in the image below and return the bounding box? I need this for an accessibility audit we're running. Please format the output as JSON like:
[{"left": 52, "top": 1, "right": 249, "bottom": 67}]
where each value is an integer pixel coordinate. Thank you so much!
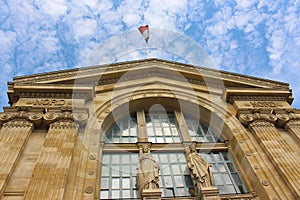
[
  {"left": 40, "top": 0, "right": 68, "bottom": 18},
  {"left": 0, "top": 0, "right": 300, "bottom": 110}
]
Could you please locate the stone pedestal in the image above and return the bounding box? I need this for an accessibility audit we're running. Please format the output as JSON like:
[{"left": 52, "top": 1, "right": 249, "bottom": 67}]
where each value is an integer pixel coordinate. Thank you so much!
[
  {"left": 199, "top": 186, "right": 220, "bottom": 200},
  {"left": 141, "top": 189, "right": 162, "bottom": 200}
]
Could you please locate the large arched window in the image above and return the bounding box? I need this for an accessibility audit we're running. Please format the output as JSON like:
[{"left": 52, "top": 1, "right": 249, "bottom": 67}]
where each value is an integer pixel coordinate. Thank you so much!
[{"left": 99, "top": 108, "right": 248, "bottom": 199}]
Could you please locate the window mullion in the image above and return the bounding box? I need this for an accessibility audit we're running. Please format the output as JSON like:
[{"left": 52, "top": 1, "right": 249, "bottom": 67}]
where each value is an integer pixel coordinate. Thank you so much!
[
  {"left": 174, "top": 110, "right": 192, "bottom": 142},
  {"left": 137, "top": 110, "right": 147, "bottom": 142}
]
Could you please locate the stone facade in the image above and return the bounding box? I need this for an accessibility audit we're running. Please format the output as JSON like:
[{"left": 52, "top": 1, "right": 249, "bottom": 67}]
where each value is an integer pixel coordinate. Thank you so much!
[{"left": 0, "top": 58, "right": 299, "bottom": 200}]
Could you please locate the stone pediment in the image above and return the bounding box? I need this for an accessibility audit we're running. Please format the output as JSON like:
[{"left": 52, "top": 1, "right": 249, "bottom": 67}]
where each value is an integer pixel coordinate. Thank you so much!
[{"left": 7, "top": 58, "right": 292, "bottom": 106}]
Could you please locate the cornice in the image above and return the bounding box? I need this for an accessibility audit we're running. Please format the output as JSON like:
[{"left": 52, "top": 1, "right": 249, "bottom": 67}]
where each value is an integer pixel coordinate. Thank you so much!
[
  {"left": 11, "top": 59, "right": 289, "bottom": 89},
  {"left": 222, "top": 88, "right": 293, "bottom": 104}
]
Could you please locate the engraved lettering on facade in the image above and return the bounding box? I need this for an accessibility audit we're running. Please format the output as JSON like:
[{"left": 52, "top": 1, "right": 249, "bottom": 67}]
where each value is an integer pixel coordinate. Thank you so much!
[
  {"left": 249, "top": 101, "right": 277, "bottom": 108},
  {"left": 32, "top": 99, "right": 66, "bottom": 106}
]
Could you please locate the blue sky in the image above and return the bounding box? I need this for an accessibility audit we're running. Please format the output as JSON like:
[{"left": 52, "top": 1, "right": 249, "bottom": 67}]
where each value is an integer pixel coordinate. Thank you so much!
[{"left": 0, "top": 0, "right": 300, "bottom": 110}]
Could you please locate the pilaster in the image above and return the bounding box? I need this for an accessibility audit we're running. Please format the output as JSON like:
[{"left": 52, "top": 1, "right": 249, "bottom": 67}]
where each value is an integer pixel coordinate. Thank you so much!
[
  {"left": 0, "top": 110, "right": 35, "bottom": 198},
  {"left": 284, "top": 112, "right": 300, "bottom": 143},
  {"left": 238, "top": 111, "right": 300, "bottom": 199},
  {"left": 23, "top": 110, "right": 88, "bottom": 200}
]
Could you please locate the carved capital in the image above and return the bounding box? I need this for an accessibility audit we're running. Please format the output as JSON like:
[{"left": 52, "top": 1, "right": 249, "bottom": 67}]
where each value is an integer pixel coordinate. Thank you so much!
[
  {"left": 0, "top": 110, "right": 32, "bottom": 126},
  {"left": 239, "top": 113, "right": 277, "bottom": 127},
  {"left": 28, "top": 112, "right": 43, "bottom": 126},
  {"left": 73, "top": 112, "right": 89, "bottom": 126},
  {"left": 43, "top": 112, "right": 60, "bottom": 125},
  {"left": 0, "top": 113, "right": 13, "bottom": 125}
]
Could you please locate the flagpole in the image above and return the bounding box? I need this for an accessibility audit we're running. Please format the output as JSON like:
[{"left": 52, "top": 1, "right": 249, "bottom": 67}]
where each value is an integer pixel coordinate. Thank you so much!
[{"left": 146, "top": 41, "right": 149, "bottom": 58}]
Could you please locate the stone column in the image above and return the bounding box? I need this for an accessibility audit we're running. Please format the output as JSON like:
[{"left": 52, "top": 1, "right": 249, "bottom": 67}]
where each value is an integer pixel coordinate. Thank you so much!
[
  {"left": 240, "top": 113, "right": 300, "bottom": 198},
  {"left": 283, "top": 112, "right": 300, "bottom": 143},
  {"left": 0, "top": 112, "right": 34, "bottom": 197},
  {"left": 24, "top": 111, "right": 78, "bottom": 200}
]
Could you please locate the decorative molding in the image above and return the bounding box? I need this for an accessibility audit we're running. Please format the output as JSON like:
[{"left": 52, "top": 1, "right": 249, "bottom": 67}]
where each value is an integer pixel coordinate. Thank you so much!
[
  {"left": 239, "top": 113, "right": 277, "bottom": 127},
  {"left": 230, "top": 96, "right": 288, "bottom": 103},
  {"left": 0, "top": 109, "right": 88, "bottom": 128},
  {"left": 2, "top": 118, "right": 33, "bottom": 128},
  {"left": 18, "top": 92, "right": 86, "bottom": 99},
  {"left": 12, "top": 59, "right": 288, "bottom": 89},
  {"left": 50, "top": 119, "right": 77, "bottom": 129},
  {"left": 98, "top": 70, "right": 225, "bottom": 89}
]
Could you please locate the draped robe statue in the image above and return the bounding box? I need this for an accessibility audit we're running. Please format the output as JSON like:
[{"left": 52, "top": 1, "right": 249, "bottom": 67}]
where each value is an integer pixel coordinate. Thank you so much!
[
  {"left": 137, "top": 145, "right": 160, "bottom": 193},
  {"left": 186, "top": 143, "right": 214, "bottom": 191}
]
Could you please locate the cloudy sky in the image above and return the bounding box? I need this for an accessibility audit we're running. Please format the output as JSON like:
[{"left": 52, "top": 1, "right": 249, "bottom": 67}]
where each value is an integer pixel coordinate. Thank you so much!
[{"left": 0, "top": 0, "right": 300, "bottom": 110}]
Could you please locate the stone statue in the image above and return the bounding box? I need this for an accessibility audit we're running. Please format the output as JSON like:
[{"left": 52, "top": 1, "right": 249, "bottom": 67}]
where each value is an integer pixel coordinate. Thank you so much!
[
  {"left": 137, "top": 145, "right": 160, "bottom": 193},
  {"left": 186, "top": 143, "right": 214, "bottom": 191}
]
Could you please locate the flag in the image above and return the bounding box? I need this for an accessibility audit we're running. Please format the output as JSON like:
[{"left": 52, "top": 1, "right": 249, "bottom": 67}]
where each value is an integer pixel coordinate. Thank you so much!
[{"left": 138, "top": 25, "right": 149, "bottom": 44}]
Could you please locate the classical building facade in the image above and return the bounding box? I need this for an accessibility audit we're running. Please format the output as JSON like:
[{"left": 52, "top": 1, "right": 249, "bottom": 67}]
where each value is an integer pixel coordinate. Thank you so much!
[{"left": 0, "top": 58, "right": 299, "bottom": 200}]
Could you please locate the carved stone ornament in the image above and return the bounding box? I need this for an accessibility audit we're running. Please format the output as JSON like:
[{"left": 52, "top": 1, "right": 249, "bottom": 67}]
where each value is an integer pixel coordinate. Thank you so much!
[
  {"left": 137, "top": 144, "right": 160, "bottom": 194},
  {"left": 239, "top": 112, "right": 300, "bottom": 128},
  {"left": 28, "top": 112, "right": 43, "bottom": 125},
  {"left": 3, "top": 119, "right": 32, "bottom": 128},
  {"left": 50, "top": 119, "right": 76, "bottom": 129},
  {"left": 239, "top": 114, "right": 254, "bottom": 126},
  {"left": 84, "top": 186, "right": 93, "bottom": 194},
  {"left": 186, "top": 143, "right": 214, "bottom": 191},
  {"left": 73, "top": 112, "right": 88, "bottom": 126},
  {"left": 43, "top": 112, "right": 59, "bottom": 123},
  {"left": 276, "top": 114, "right": 290, "bottom": 127},
  {"left": 239, "top": 113, "right": 277, "bottom": 127},
  {"left": 0, "top": 113, "right": 13, "bottom": 125}
]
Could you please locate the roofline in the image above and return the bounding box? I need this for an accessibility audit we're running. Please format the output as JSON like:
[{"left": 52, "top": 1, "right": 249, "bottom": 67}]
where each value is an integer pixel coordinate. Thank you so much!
[{"left": 12, "top": 58, "right": 289, "bottom": 87}]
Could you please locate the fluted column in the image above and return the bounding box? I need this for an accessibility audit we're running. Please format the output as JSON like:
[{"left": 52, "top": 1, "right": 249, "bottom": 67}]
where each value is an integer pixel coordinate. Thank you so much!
[
  {"left": 24, "top": 111, "right": 78, "bottom": 200},
  {"left": 285, "top": 116, "right": 300, "bottom": 143},
  {"left": 0, "top": 112, "right": 34, "bottom": 196},
  {"left": 240, "top": 113, "right": 300, "bottom": 198}
]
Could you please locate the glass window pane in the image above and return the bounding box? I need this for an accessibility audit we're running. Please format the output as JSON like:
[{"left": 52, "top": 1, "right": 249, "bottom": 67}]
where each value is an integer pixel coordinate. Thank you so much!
[
  {"left": 201, "top": 152, "right": 247, "bottom": 195},
  {"left": 101, "top": 165, "right": 110, "bottom": 175},
  {"left": 100, "top": 190, "right": 109, "bottom": 199},
  {"left": 175, "top": 175, "right": 184, "bottom": 187},
  {"left": 184, "top": 114, "right": 222, "bottom": 142},
  {"left": 172, "top": 165, "right": 181, "bottom": 174},
  {"left": 112, "top": 178, "right": 119, "bottom": 189},
  {"left": 122, "top": 190, "right": 131, "bottom": 198},
  {"left": 145, "top": 112, "right": 182, "bottom": 143},
  {"left": 155, "top": 153, "right": 197, "bottom": 198},
  {"left": 101, "top": 178, "right": 109, "bottom": 189},
  {"left": 122, "top": 178, "right": 130, "bottom": 189},
  {"left": 101, "top": 153, "right": 139, "bottom": 199},
  {"left": 112, "top": 190, "right": 120, "bottom": 199},
  {"left": 105, "top": 114, "right": 138, "bottom": 143},
  {"left": 213, "top": 173, "right": 223, "bottom": 185},
  {"left": 216, "top": 163, "right": 226, "bottom": 172},
  {"left": 164, "top": 176, "right": 173, "bottom": 187}
]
